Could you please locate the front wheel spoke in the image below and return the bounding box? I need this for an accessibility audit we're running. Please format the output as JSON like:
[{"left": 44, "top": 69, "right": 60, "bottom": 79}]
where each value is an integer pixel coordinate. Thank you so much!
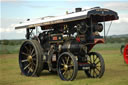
[
  {"left": 90, "top": 56, "right": 92, "bottom": 63},
  {"left": 24, "top": 63, "right": 31, "bottom": 70},
  {"left": 88, "top": 60, "right": 91, "bottom": 63},
  {"left": 96, "top": 65, "right": 101, "bottom": 68},
  {"left": 92, "top": 69, "right": 95, "bottom": 77},
  {"left": 70, "top": 60, "right": 74, "bottom": 66},
  {"left": 90, "top": 69, "right": 92, "bottom": 76},
  {"left": 61, "top": 63, "right": 64, "bottom": 66},
  {"left": 94, "top": 69, "right": 98, "bottom": 76},
  {"left": 61, "top": 68, "right": 65, "bottom": 71},
  {"left": 95, "top": 67, "right": 100, "bottom": 73},
  {"left": 93, "top": 55, "right": 95, "bottom": 63},
  {"left": 27, "top": 66, "right": 33, "bottom": 73},
  {"left": 94, "top": 56, "right": 98, "bottom": 62},
  {"left": 29, "top": 66, "right": 33, "bottom": 72},
  {"left": 93, "top": 69, "right": 97, "bottom": 77},
  {"left": 67, "top": 70, "right": 71, "bottom": 79},
  {"left": 64, "top": 71, "right": 68, "bottom": 79},
  {"left": 95, "top": 61, "right": 100, "bottom": 65},
  {"left": 63, "top": 70, "right": 67, "bottom": 75},
  {"left": 68, "top": 69, "right": 73, "bottom": 78}
]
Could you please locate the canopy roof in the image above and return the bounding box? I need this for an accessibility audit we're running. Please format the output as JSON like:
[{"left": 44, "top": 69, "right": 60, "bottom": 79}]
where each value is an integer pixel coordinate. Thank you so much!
[{"left": 15, "top": 7, "right": 119, "bottom": 29}]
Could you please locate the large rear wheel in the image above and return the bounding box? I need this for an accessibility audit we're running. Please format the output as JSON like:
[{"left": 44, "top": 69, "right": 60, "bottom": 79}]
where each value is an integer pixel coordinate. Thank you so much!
[
  {"left": 57, "top": 52, "right": 78, "bottom": 81},
  {"left": 19, "top": 40, "right": 43, "bottom": 76},
  {"left": 84, "top": 52, "right": 105, "bottom": 78}
]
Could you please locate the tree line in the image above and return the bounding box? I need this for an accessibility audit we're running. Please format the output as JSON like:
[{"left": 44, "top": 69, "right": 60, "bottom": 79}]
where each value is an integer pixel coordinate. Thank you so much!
[
  {"left": 0, "top": 40, "right": 25, "bottom": 45},
  {"left": 0, "top": 37, "right": 128, "bottom": 45},
  {"left": 106, "top": 37, "right": 128, "bottom": 43}
]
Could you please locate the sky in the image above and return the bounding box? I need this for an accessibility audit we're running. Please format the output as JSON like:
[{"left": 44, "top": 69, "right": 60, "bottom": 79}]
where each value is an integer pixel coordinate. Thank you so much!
[{"left": 0, "top": 0, "right": 128, "bottom": 40}]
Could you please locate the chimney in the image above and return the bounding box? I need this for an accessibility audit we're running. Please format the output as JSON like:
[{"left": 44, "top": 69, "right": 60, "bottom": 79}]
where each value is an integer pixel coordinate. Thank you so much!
[{"left": 75, "top": 8, "right": 82, "bottom": 12}]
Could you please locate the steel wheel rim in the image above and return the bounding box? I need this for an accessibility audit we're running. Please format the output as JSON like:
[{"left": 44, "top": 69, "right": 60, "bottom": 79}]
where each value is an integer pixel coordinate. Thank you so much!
[
  {"left": 58, "top": 54, "right": 75, "bottom": 80},
  {"left": 19, "top": 42, "right": 37, "bottom": 76}
]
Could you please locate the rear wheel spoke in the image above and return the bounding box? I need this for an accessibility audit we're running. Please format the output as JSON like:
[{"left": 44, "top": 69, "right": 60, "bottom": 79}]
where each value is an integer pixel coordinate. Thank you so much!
[
  {"left": 32, "top": 53, "right": 36, "bottom": 57},
  {"left": 24, "top": 63, "right": 30, "bottom": 70},
  {"left": 28, "top": 45, "right": 32, "bottom": 54},
  {"left": 21, "top": 59, "right": 28, "bottom": 63},
  {"left": 31, "top": 49, "right": 34, "bottom": 55},
  {"left": 21, "top": 52, "right": 29, "bottom": 56},
  {"left": 25, "top": 46, "right": 30, "bottom": 54},
  {"left": 32, "top": 61, "right": 36, "bottom": 67},
  {"left": 33, "top": 58, "right": 36, "bottom": 61}
]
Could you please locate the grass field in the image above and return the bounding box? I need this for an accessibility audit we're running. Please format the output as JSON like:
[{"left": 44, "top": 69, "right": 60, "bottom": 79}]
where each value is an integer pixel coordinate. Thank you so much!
[
  {"left": 0, "top": 43, "right": 128, "bottom": 85},
  {"left": 0, "top": 45, "right": 20, "bottom": 54}
]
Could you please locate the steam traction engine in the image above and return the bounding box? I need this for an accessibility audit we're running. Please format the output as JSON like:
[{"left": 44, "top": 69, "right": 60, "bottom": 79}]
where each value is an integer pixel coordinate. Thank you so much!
[
  {"left": 15, "top": 7, "right": 119, "bottom": 81},
  {"left": 121, "top": 44, "right": 128, "bottom": 64}
]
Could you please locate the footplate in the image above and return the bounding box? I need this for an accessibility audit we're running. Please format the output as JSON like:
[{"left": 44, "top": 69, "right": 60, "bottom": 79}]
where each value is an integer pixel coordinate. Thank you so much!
[{"left": 78, "top": 63, "right": 91, "bottom": 70}]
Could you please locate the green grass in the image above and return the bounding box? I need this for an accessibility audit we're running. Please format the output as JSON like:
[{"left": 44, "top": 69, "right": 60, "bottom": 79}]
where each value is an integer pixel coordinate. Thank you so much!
[
  {"left": 0, "top": 43, "right": 128, "bottom": 85},
  {"left": 0, "top": 43, "right": 123, "bottom": 54},
  {"left": 93, "top": 43, "right": 123, "bottom": 50},
  {"left": 0, "top": 45, "right": 20, "bottom": 54}
]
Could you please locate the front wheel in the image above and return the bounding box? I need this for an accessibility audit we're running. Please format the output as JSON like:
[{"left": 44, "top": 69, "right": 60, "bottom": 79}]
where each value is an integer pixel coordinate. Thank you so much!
[
  {"left": 57, "top": 52, "right": 78, "bottom": 81},
  {"left": 84, "top": 52, "right": 105, "bottom": 78}
]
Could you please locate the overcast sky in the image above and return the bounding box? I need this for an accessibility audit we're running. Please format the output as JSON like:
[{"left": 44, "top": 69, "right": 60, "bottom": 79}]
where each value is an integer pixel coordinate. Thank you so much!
[{"left": 0, "top": 0, "right": 128, "bottom": 40}]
